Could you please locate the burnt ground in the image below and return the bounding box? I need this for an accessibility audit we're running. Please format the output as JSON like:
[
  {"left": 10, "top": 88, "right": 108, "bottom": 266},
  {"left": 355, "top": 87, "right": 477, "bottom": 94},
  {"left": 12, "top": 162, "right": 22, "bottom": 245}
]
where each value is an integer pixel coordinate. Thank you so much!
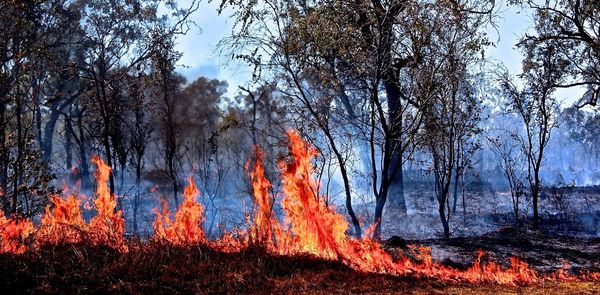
[
  {"left": 386, "top": 227, "right": 600, "bottom": 273},
  {"left": 1, "top": 228, "right": 599, "bottom": 294}
]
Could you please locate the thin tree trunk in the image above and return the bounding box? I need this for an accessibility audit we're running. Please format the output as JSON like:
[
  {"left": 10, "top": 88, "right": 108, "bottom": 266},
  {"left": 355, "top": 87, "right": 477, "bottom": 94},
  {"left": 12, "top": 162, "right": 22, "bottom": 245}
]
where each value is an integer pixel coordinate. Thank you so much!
[
  {"left": 65, "top": 115, "right": 73, "bottom": 170},
  {"left": 532, "top": 169, "right": 540, "bottom": 227},
  {"left": 0, "top": 101, "right": 8, "bottom": 200},
  {"left": 11, "top": 86, "right": 23, "bottom": 214},
  {"left": 373, "top": 194, "right": 387, "bottom": 239},
  {"left": 452, "top": 169, "right": 460, "bottom": 213},
  {"left": 42, "top": 109, "right": 61, "bottom": 162},
  {"left": 439, "top": 199, "right": 450, "bottom": 239},
  {"left": 133, "top": 155, "right": 142, "bottom": 234}
]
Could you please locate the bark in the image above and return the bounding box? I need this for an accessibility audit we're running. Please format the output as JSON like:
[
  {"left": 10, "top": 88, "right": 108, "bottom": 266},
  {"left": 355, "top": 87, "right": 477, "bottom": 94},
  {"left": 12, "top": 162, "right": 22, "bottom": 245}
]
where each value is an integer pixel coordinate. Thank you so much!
[
  {"left": 0, "top": 100, "right": 7, "bottom": 199},
  {"left": 384, "top": 67, "right": 407, "bottom": 214},
  {"left": 532, "top": 169, "right": 540, "bottom": 227},
  {"left": 133, "top": 154, "right": 142, "bottom": 234},
  {"left": 65, "top": 115, "right": 73, "bottom": 170},
  {"left": 335, "top": 146, "right": 362, "bottom": 238},
  {"left": 72, "top": 108, "right": 91, "bottom": 190},
  {"left": 11, "top": 88, "right": 23, "bottom": 214},
  {"left": 452, "top": 169, "right": 460, "bottom": 213},
  {"left": 41, "top": 108, "right": 61, "bottom": 162},
  {"left": 373, "top": 191, "right": 387, "bottom": 239}
]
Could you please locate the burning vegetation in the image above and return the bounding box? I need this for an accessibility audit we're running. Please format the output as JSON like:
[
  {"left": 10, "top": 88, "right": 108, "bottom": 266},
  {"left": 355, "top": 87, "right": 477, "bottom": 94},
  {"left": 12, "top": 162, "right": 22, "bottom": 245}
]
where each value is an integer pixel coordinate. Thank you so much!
[{"left": 0, "top": 130, "right": 598, "bottom": 293}]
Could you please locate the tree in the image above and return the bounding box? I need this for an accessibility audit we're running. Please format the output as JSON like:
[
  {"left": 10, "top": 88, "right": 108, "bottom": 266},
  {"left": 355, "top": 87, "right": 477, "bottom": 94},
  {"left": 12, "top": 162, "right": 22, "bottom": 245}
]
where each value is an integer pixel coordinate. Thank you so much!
[
  {"left": 513, "top": 0, "right": 600, "bottom": 108},
  {"left": 499, "top": 39, "right": 563, "bottom": 226},
  {"left": 421, "top": 49, "right": 485, "bottom": 239},
  {"left": 486, "top": 134, "right": 527, "bottom": 224},
  {"left": 151, "top": 35, "right": 186, "bottom": 207},
  {"left": 219, "top": 0, "right": 496, "bottom": 239},
  {"left": 72, "top": 0, "right": 199, "bottom": 196},
  {"left": 562, "top": 106, "right": 600, "bottom": 166},
  {"left": 0, "top": 0, "right": 61, "bottom": 216},
  {"left": 127, "top": 74, "right": 152, "bottom": 234}
]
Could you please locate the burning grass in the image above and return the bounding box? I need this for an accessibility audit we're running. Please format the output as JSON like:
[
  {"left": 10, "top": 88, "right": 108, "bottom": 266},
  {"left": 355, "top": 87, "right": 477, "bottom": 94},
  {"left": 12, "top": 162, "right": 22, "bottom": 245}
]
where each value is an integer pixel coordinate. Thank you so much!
[
  {"left": 0, "top": 242, "right": 598, "bottom": 294},
  {"left": 0, "top": 129, "right": 599, "bottom": 293}
]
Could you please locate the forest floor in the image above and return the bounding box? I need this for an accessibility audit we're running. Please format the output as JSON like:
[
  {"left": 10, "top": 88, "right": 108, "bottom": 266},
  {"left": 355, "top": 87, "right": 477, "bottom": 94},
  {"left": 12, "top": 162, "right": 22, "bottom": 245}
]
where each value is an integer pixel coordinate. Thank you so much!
[
  {"left": 388, "top": 227, "right": 600, "bottom": 273},
  {"left": 1, "top": 227, "right": 599, "bottom": 294}
]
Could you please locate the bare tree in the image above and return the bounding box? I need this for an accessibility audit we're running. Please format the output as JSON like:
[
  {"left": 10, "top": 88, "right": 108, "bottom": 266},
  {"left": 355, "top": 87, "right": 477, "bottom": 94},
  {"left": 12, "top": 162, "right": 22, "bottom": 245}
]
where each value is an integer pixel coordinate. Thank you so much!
[
  {"left": 499, "top": 40, "right": 562, "bottom": 226},
  {"left": 487, "top": 134, "right": 527, "bottom": 224}
]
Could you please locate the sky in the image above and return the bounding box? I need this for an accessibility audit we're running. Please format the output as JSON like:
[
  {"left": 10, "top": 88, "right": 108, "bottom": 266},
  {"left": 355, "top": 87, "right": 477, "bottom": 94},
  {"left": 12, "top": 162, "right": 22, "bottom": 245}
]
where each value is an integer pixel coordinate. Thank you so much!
[
  {"left": 174, "top": 1, "right": 584, "bottom": 105},
  {"left": 174, "top": 1, "right": 252, "bottom": 97}
]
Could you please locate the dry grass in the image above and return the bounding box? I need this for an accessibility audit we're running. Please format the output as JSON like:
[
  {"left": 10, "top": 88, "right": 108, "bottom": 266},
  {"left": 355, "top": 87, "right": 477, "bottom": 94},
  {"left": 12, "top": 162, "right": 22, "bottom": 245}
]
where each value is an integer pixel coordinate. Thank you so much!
[{"left": 0, "top": 239, "right": 598, "bottom": 294}]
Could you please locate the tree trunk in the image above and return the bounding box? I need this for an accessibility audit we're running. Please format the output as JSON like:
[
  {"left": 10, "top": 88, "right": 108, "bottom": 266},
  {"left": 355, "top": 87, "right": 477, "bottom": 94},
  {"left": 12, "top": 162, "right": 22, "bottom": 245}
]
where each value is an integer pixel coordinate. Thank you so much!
[
  {"left": 0, "top": 101, "right": 8, "bottom": 201},
  {"left": 339, "top": 161, "right": 362, "bottom": 238},
  {"left": 388, "top": 155, "right": 407, "bottom": 213},
  {"left": 11, "top": 92, "right": 23, "bottom": 214},
  {"left": 76, "top": 111, "right": 91, "bottom": 190},
  {"left": 373, "top": 194, "right": 387, "bottom": 240},
  {"left": 65, "top": 116, "right": 73, "bottom": 170},
  {"left": 384, "top": 78, "right": 407, "bottom": 214},
  {"left": 133, "top": 155, "right": 142, "bottom": 234},
  {"left": 532, "top": 169, "right": 540, "bottom": 227},
  {"left": 439, "top": 200, "right": 450, "bottom": 239},
  {"left": 41, "top": 109, "right": 61, "bottom": 162},
  {"left": 102, "top": 125, "right": 116, "bottom": 195},
  {"left": 452, "top": 169, "right": 460, "bottom": 213}
]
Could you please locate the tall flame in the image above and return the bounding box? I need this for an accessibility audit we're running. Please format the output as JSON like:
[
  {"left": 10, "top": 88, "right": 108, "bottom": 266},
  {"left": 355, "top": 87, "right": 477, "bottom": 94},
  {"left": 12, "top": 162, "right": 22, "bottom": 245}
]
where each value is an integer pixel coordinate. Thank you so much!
[
  {"left": 88, "top": 156, "right": 126, "bottom": 250},
  {"left": 277, "top": 130, "right": 350, "bottom": 258},
  {"left": 37, "top": 156, "right": 125, "bottom": 250},
  {"left": 152, "top": 176, "right": 206, "bottom": 245},
  {"left": 247, "top": 146, "right": 283, "bottom": 250}
]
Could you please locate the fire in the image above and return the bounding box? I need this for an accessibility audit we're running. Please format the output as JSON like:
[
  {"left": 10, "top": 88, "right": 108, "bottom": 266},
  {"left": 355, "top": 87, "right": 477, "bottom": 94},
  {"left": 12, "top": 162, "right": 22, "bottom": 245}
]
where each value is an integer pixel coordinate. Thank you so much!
[
  {"left": 241, "top": 130, "right": 540, "bottom": 282},
  {"left": 88, "top": 156, "right": 126, "bottom": 250},
  {"left": 0, "top": 210, "right": 34, "bottom": 254},
  {"left": 39, "top": 194, "right": 85, "bottom": 244},
  {"left": 152, "top": 176, "right": 206, "bottom": 245},
  {"left": 0, "top": 130, "right": 597, "bottom": 286},
  {"left": 246, "top": 146, "right": 284, "bottom": 251},
  {"left": 277, "top": 130, "right": 349, "bottom": 258},
  {"left": 36, "top": 156, "right": 126, "bottom": 250}
]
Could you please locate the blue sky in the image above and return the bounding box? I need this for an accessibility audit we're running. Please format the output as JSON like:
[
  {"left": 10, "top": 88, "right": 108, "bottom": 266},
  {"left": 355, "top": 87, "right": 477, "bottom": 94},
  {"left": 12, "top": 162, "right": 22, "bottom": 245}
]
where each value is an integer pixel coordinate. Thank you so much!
[
  {"left": 174, "top": 1, "right": 252, "bottom": 97},
  {"left": 175, "top": 1, "right": 583, "bottom": 105}
]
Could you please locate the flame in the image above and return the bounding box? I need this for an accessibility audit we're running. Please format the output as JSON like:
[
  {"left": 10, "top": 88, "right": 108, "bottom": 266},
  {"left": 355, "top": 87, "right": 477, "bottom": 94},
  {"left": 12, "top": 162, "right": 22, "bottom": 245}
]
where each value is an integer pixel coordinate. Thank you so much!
[
  {"left": 152, "top": 176, "right": 206, "bottom": 245},
  {"left": 38, "top": 194, "right": 85, "bottom": 244},
  {"left": 243, "top": 130, "right": 541, "bottom": 282},
  {"left": 0, "top": 210, "right": 33, "bottom": 254},
  {"left": 277, "top": 130, "right": 349, "bottom": 258},
  {"left": 246, "top": 146, "right": 284, "bottom": 251},
  {"left": 36, "top": 156, "right": 126, "bottom": 250},
  {"left": 88, "top": 156, "right": 126, "bottom": 250}
]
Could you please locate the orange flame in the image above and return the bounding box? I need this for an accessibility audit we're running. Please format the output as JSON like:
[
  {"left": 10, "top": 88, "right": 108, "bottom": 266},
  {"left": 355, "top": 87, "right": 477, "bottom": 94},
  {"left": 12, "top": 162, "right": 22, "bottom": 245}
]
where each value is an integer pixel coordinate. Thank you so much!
[
  {"left": 0, "top": 210, "right": 33, "bottom": 254},
  {"left": 152, "top": 176, "right": 206, "bottom": 245},
  {"left": 36, "top": 156, "right": 126, "bottom": 250},
  {"left": 38, "top": 194, "right": 85, "bottom": 244},
  {"left": 88, "top": 156, "right": 126, "bottom": 250},
  {"left": 246, "top": 146, "right": 284, "bottom": 250}
]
